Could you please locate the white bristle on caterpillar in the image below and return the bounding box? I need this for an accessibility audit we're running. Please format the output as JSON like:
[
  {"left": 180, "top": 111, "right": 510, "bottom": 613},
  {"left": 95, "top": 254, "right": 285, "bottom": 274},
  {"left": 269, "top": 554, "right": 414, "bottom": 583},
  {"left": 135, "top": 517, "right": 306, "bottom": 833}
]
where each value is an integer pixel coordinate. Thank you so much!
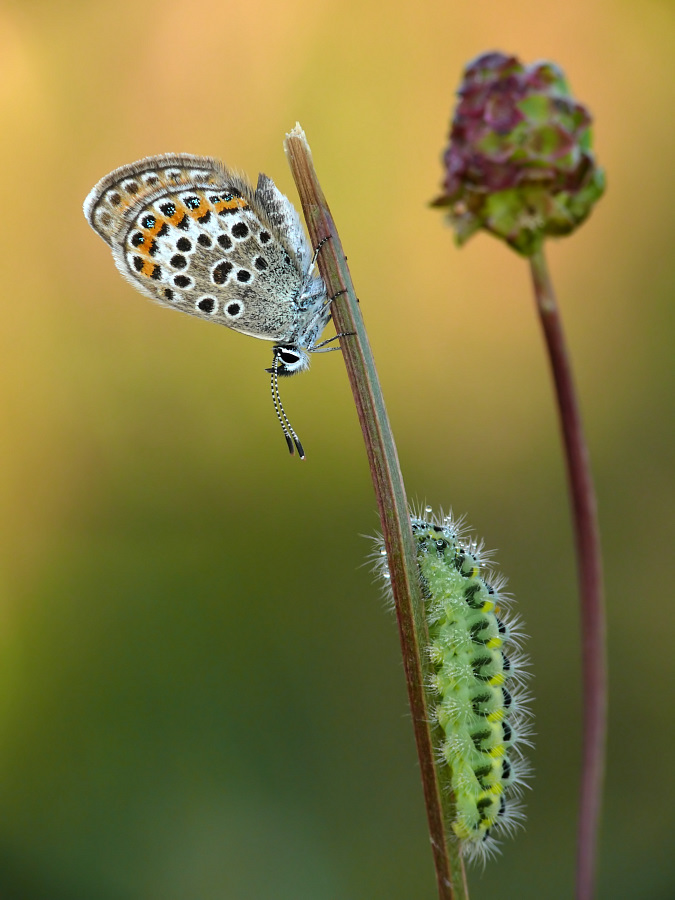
[{"left": 374, "top": 509, "right": 532, "bottom": 863}]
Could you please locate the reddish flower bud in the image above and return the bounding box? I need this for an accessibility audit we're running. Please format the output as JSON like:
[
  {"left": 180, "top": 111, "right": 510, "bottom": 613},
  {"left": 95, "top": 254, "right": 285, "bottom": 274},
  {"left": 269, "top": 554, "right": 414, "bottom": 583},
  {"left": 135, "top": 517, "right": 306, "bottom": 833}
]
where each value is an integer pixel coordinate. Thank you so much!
[{"left": 432, "top": 52, "right": 605, "bottom": 255}]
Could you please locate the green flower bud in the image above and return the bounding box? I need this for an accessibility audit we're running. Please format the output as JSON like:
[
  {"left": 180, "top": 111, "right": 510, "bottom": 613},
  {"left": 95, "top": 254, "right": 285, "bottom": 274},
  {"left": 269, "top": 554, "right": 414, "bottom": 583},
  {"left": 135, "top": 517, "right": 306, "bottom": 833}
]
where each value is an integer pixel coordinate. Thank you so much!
[{"left": 432, "top": 52, "right": 605, "bottom": 255}]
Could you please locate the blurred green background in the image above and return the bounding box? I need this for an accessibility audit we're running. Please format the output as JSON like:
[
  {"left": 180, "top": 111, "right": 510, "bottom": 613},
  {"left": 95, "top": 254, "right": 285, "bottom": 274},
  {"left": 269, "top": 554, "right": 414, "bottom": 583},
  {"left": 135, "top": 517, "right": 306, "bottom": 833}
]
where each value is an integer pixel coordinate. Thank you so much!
[{"left": 0, "top": 1, "right": 673, "bottom": 898}]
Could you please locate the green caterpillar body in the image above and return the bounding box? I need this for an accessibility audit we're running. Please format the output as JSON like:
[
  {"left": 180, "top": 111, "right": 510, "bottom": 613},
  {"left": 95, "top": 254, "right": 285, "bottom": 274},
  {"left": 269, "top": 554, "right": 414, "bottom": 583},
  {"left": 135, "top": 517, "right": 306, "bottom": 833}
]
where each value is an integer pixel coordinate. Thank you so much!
[{"left": 378, "top": 512, "right": 531, "bottom": 862}]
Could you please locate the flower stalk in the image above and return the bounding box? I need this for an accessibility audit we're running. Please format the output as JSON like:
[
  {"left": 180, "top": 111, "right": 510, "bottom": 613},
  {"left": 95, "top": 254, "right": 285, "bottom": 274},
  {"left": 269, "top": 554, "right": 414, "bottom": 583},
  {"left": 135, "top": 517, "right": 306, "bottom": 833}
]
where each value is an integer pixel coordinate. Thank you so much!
[{"left": 529, "top": 248, "right": 606, "bottom": 900}]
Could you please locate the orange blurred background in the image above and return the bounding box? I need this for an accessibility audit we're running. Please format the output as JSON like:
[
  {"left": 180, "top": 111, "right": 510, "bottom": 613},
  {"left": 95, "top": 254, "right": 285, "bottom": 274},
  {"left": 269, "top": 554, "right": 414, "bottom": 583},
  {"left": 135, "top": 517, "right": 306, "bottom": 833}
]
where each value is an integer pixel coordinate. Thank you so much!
[{"left": 0, "top": 1, "right": 672, "bottom": 897}]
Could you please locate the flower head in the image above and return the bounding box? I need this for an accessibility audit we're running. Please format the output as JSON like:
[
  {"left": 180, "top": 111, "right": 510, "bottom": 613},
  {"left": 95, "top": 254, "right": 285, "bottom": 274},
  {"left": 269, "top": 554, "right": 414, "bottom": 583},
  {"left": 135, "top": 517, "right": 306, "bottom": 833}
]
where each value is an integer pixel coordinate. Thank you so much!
[{"left": 432, "top": 52, "right": 605, "bottom": 255}]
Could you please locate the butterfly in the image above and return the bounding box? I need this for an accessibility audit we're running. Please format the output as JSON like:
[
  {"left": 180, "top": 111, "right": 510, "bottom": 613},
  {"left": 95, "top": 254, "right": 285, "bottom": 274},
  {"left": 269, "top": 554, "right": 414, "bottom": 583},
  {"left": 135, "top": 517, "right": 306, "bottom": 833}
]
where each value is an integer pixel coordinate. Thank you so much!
[{"left": 84, "top": 153, "right": 341, "bottom": 458}]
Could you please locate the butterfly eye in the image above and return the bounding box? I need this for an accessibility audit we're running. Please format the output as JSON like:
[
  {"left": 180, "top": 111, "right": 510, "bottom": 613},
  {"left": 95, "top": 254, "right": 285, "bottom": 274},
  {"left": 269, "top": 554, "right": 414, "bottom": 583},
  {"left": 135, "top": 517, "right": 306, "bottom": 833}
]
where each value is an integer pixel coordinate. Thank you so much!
[{"left": 279, "top": 349, "right": 301, "bottom": 367}]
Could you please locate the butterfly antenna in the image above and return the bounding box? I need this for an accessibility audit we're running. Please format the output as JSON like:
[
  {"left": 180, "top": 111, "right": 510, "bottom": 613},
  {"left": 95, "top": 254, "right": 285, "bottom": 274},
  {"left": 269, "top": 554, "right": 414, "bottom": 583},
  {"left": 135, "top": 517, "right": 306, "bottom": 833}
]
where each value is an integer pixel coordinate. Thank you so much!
[
  {"left": 270, "top": 357, "right": 294, "bottom": 455},
  {"left": 270, "top": 352, "right": 305, "bottom": 459}
]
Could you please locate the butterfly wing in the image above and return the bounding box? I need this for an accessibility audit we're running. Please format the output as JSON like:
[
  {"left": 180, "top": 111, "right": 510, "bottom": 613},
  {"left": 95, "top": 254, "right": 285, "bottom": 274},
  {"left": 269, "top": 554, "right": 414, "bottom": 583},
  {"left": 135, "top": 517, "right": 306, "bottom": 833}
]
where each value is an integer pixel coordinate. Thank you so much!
[
  {"left": 84, "top": 154, "right": 308, "bottom": 342},
  {"left": 255, "top": 173, "right": 313, "bottom": 274}
]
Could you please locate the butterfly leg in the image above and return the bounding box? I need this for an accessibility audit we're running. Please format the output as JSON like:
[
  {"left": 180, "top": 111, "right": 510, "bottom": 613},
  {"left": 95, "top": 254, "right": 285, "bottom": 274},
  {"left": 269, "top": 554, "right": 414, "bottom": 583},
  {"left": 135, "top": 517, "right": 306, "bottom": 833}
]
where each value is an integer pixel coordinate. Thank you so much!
[
  {"left": 316, "top": 289, "right": 347, "bottom": 320},
  {"left": 312, "top": 332, "right": 355, "bottom": 352},
  {"left": 310, "top": 235, "right": 331, "bottom": 269}
]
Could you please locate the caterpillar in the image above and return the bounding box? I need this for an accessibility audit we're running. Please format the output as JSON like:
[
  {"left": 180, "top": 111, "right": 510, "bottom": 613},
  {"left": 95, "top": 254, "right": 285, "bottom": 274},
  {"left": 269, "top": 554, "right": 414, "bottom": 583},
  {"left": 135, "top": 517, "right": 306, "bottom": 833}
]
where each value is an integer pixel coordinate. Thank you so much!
[{"left": 375, "top": 509, "right": 531, "bottom": 862}]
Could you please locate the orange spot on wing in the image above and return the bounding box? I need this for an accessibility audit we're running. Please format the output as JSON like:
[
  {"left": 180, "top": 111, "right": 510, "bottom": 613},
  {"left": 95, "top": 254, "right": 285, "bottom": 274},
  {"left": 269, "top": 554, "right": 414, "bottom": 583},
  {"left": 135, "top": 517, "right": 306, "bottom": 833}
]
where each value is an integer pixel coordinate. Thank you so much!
[
  {"left": 213, "top": 196, "right": 249, "bottom": 213},
  {"left": 166, "top": 207, "right": 186, "bottom": 226},
  {"left": 113, "top": 196, "right": 137, "bottom": 215}
]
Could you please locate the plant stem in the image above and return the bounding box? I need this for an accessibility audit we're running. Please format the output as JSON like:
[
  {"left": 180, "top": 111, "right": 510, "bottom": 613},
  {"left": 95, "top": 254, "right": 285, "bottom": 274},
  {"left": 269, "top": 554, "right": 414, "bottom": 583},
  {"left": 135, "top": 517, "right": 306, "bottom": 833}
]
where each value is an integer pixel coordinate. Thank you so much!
[
  {"left": 529, "top": 247, "right": 607, "bottom": 900},
  {"left": 284, "top": 125, "right": 468, "bottom": 900}
]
